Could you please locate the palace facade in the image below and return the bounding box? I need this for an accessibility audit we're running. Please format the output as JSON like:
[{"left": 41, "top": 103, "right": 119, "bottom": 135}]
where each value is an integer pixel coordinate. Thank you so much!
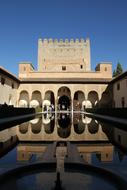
[
  {"left": 17, "top": 38, "right": 112, "bottom": 111},
  {"left": 1, "top": 37, "right": 126, "bottom": 110}
]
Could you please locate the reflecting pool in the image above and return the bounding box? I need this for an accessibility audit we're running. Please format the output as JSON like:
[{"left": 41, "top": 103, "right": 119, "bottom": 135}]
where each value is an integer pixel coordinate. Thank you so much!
[{"left": 0, "top": 113, "right": 127, "bottom": 190}]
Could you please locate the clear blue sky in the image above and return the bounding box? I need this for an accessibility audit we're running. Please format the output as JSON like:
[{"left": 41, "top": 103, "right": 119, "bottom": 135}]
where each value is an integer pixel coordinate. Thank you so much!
[{"left": 0, "top": 0, "right": 127, "bottom": 76}]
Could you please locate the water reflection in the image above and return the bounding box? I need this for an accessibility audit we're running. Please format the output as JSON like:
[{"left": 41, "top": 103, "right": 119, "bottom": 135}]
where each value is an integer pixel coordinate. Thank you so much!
[
  {"left": 11, "top": 114, "right": 127, "bottom": 166},
  {"left": 15, "top": 113, "right": 127, "bottom": 167},
  {"left": 16, "top": 113, "right": 108, "bottom": 141},
  {"left": 17, "top": 144, "right": 46, "bottom": 162},
  {"left": 58, "top": 114, "right": 71, "bottom": 128},
  {"left": 19, "top": 122, "right": 29, "bottom": 134},
  {"left": 100, "top": 121, "right": 127, "bottom": 152},
  {"left": 31, "top": 118, "right": 42, "bottom": 134},
  {"left": 44, "top": 119, "right": 55, "bottom": 134},
  {"left": 73, "top": 114, "right": 85, "bottom": 134},
  {"left": 77, "top": 144, "right": 113, "bottom": 163},
  {"left": 88, "top": 119, "right": 99, "bottom": 134},
  {"left": 57, "top": 114, "right": 71, "bottom": 138},
  {"left": 1, "top": 113, "right": 127, "bottom": 190},
  {"left": 43, "top": 113, "right": 55, "bottom": 134}
]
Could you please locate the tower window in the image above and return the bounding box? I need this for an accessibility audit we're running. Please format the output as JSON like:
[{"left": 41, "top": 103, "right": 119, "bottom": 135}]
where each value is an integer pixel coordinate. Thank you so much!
[
  {"left": 117, "top": 83, "right": 120, "bottom": 90},
  {"left": 1, "top": 77, "right": 5, "bottom": 85},
  {"left": 62, "top": 66, "right": 66, "bottom": 71},
  {"left": 80, "top": 65, "right": 83, "bottom": 69},
  {"left": 105, "top": 67, "right": 107, "bottom": 71},
  {"left": 121, "top": 97, "right": 125, "bottom": 108},
  {"left": 12, "top": 83, "right": 14, "bottom": 89}
]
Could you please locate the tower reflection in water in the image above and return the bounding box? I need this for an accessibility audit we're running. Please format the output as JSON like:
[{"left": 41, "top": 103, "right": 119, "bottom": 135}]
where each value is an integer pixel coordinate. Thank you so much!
[
  {"left": 17, "top": 113, "right": 113, "bottom": 164},
  {"left": 1, "top": 113, "right": 127, "bottom": 190}
]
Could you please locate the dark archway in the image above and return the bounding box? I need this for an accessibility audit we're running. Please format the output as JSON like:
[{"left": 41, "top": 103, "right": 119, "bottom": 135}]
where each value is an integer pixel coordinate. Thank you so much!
[
  {"left": 88, "top": 119, "right": 99, "bottom": 134},
  {"left": 58, "top": 95, "right": 70, "bottom": 110},
  {"left": 58, "top": 86, "right": 71, "bottom": 111},
  {"left": 57, "top": 127, "right": 71, "bottom": 138},
  {"left": 88, "top": 91, "right": 99, "bottom": 108},
  {"left": 57, "top": 114, "right": 71, "bottom": 138},
  {"left": 31, "top": 118, "right": 42, "bottom": 134},
  {"left": 44, "top": 91, "right": 55, "bottom": 105},
  {"left": 30, "top": 90, "right": 42, "bottom": 108},
  {"left": 43, "top": 91, "right": 55, "bottom": 111},
  {"left": 19, "top": 90, "right": 29, "bottom": 107},
  {"left": 58, "top": 113, "right": 71, "bottom": 128},
  {"left": 73, "top": 91, "right": 85, "bottom": 111},
  {"left": 74, "top": 123, "right": 85, "bottom": 134},
  {"left": 44, "top": 119, "right": 55, "bottom": 134},
  {"left": 19, "top": 122, "right": 29, "bottom": 134}
]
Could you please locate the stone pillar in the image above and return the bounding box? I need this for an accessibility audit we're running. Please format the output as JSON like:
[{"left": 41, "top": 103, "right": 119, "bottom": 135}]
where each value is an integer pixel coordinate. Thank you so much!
[
  {"left": 70, "top": 122, "right": 75, "bottom": 139},
  {"left": 71, "top": 91, "right": 75, "bottom": 110},
  {"left": 98, "top": 86, "right": 103, "bottom": 108},
  {"left": 41, "top": 91, "right": 44, "bottom": 112},
  {"left": 41, "top": 123, "right": 45, "bottom": 134},
  {"left": 54, "top": 91, "right": 58, "bottom": 112},
  {"left": 85, "top": 90, "right": 88, "bottom": 101},
  {"left": 71, "top": 91, "right": 74, "bottom": 121},
  {"left": 82, "top": 90, "right": 86, "bottom": 111},
  {"left": 16, "top": 91, "right": 20, "bottom": 107},
  {"left": 28, "top": 91, "right": 33, "bottom": 108},
  {"left": 85, "top": 90, "right": 89, "bottom": 109},
  {"left": 85, "top": 124, "right": 89, "bottom": 134},
  {"left": 71, "top": 97, "right": 73, "bottom": 112}
]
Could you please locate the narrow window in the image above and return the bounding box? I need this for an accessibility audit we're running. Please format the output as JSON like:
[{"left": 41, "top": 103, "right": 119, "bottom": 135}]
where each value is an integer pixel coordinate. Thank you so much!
[
  {"left": 117, "top": 83, "right": 120, "bottom": 90},
  {"left": 121, "top": 97, "right": 125, "bottom": 108},
  {"left": 12, "top": 83, "right": 14, "bottom": 89},
  {"left": 80, "top": 65, "right": 83, "bottom": 69},
  {"left": 62, "top": 66, "right": 66, "bottom": 71},
  {"left": 1, "top": 77, "right": 5, "bottom": 85},
  {"left": 105, "top": 67, "right": 107, "bottom": 71},
  {"left": 24, "top": 67, "right": 26, "bottom": 71}
]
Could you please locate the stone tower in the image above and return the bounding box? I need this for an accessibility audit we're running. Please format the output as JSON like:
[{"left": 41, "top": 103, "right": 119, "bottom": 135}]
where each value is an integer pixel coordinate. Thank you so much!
[{"left": 38, "top": 38, "right": 91, "bottom": 72}]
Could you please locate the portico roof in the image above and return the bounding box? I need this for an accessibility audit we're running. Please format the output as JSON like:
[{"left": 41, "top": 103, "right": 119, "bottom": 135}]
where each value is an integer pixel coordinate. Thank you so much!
[{"left": 20, "top": 77, "right": 112, "bottom": 84}]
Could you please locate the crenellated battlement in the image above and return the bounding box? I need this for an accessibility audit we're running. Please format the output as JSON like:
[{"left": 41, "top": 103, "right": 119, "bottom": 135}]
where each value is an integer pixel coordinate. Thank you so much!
[
  {"left": 38, "top": 37, "right": 91, "bottom": 72},
  {"left": 38, "top": 38, "right": 89, "bottom": 45}
]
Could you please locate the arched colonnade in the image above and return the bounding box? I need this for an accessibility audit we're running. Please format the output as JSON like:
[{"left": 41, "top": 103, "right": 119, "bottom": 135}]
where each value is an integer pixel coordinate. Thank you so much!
[{"left": 18, "top": 85, "right": 106, "bottom": 111}]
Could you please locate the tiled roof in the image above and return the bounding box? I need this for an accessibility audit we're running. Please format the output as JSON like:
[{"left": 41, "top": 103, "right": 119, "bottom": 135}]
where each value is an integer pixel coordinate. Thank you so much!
[
  {"left": 20, "top": 78, "right": 111, "bottom": 84},
  {"left": 110, "top": 71, "right": 127, "bottom": 83},
  {"left": 0, "top": 67, "right": 20, "bottom": 82}
]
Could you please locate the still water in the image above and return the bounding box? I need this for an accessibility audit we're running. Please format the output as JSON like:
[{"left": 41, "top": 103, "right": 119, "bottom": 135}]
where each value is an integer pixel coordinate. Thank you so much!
[{"left": 0, "top": 113, "right": 127, "bottom": 190}]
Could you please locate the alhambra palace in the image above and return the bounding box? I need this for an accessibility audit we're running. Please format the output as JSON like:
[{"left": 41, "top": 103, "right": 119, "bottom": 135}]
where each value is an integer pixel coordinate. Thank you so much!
[
  {"left": 0, "top": 38, "right": 127, "bottom": 109},
  {"left": 0, "top": 38, "right": 127, "bottom": 189}
]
